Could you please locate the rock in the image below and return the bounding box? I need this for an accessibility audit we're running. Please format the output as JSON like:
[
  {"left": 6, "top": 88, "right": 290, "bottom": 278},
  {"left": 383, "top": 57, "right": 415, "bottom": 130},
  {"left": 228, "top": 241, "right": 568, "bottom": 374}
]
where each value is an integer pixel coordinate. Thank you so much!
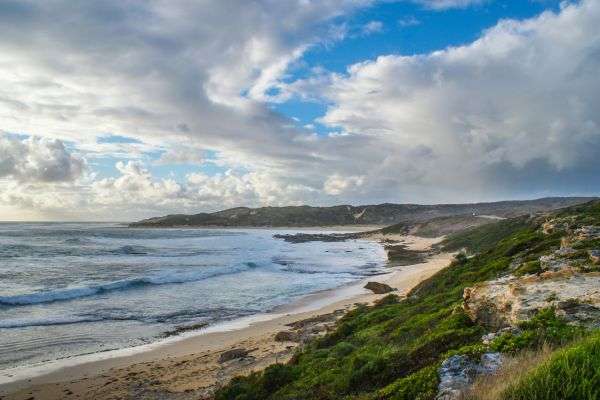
[
  {"left": 436, "top": 353, "right": 502, "bottom": 400},
  {"left": 286, "top": 312, "right": 340, "bottom": 329},
  {"left": 274, "top": 331, "right": 300, "bottom": 342},
  {"left": 479, "top": 352, "right": 503, "bottom": 374},
  {"left": 273, "top": 233, "right": 353, "bottom": 243},
  {"left": 555, "top": 247, "right": 577, "bottom": 256},
  {"left": 464, "top": 271, "right": 600, "bottom": 329},
  {"left": 589, "top": 250, "right": 600, "bottom": 265},
  {"left": 364, "top": 281, "right": 395, "bottom": 294},
  {"left": 218, "top": 348, "right": 249, "bottom": 363},
  {"left": 539, "top": 254, "right": 570, "bottom": 272},
  {"left": 575, "top": 226, "right": 600, "bottom": 240},
  {"left": 481, "top": 327, "right": 521, "bottom": 345}
]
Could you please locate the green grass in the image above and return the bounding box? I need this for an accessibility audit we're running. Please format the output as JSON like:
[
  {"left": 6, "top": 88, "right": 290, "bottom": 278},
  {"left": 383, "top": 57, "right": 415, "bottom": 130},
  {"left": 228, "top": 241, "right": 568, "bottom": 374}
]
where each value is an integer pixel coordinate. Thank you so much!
[
  {"left": 501, "top": 331, "right": 600, "bottom": 400},
  {"left": 440, "top": 217, "right": 536, "bottom": 254}
]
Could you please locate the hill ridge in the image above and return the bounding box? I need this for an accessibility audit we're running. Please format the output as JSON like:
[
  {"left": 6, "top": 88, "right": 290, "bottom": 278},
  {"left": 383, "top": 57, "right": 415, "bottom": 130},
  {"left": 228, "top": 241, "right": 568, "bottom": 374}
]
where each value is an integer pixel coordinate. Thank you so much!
[{"left": 129, "top": 197, "right": 595, "bottom": 228}]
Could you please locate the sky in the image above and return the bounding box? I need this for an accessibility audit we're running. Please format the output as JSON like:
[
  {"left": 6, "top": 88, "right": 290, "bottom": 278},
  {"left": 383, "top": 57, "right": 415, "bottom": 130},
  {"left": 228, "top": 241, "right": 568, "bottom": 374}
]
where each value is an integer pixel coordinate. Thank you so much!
[{"left": 0, "top": 0, "right": 599, "bottom": 221}]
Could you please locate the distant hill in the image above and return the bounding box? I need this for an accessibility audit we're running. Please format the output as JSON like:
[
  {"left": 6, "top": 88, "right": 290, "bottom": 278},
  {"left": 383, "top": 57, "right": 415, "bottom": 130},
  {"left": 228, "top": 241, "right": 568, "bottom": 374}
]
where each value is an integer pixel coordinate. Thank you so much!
[{"left": 128, "top": 197, "right": 595, "bottom": 228}]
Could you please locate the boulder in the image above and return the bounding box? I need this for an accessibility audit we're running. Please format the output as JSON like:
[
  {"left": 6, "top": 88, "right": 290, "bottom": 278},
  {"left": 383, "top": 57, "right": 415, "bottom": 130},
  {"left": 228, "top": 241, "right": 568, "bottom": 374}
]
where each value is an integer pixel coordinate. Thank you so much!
[
  {"left": 436, "top": 353, "right": 502, "bottom": 400},
  {"left": 218, "top": 348, "right": 249, "bottom": 363},
  {"left": 364, "top": 281, "right": 395, "bottom": 294}
]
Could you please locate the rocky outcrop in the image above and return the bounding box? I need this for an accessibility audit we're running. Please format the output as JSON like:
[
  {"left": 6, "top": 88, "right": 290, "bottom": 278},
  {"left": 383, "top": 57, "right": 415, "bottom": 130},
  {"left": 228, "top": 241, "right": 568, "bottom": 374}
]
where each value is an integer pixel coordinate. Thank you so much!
[
  {"left": 574, "top": 226, "right": 600, "bottom": 240},
  {"left": 463, "top": 270, "right": 600, "bottom": 329},
  {"left": 219, "top": 348, "right": 250, "bottom": 363},
  {"left": 274, "top": 330, "right": 300, "bottom": 342},
  {"left": 274, "top": 310, "right": 345, "bottom": 345},
  {"left": 364, "top": 281, "right": 395, "bottom": 294},
  {"left": 436, "top": 353, "right": 502, "bottom": 400}
]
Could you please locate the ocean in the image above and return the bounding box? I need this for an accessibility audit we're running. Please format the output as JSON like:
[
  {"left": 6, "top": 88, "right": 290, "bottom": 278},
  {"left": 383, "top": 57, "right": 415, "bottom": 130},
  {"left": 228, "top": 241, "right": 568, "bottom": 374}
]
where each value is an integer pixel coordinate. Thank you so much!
[{"left": 0, "top": 223, "right": 387, "bottom": 371}]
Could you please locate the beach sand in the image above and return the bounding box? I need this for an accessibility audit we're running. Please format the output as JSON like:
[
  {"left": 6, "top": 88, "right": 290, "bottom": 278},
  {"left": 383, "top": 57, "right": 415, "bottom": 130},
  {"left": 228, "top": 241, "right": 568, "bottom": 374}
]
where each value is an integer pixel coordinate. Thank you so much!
[{"left": 0, "top": 235, "right": 453, "bottom": 400}]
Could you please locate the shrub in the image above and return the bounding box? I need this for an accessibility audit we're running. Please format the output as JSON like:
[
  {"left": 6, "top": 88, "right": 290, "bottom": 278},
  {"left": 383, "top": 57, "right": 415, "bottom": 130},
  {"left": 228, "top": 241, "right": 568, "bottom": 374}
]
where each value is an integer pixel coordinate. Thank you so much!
[{"left": 491, "top": 308, "right": 586, "bottom": 353}]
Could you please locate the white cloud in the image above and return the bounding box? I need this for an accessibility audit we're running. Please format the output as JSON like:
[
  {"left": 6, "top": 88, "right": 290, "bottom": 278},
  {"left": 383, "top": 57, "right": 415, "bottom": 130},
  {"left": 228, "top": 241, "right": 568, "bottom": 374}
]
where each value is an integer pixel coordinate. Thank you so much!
[
  {"left": 398, "top": 16, "right": 421, "bottom": 27},
  {"left": 413, "top": 0, "right": 488, "bottom": 10},
  {"left": 0, "top": 134, "right": 85, "bottom": 183},
  {"left": 361, "top": 21, "right": 384, "bottom": 35},
  {"left": 156, "top": 147, "right": 206, "bottom": 165},
  {"left": 308, "top": 0, "right": 600, "bottom": 199},
  {"left": 0, "top": 0, "right": 373, "bottom": 154},
  {"left": 324, "top": 174, "right": 365, "bottom": 195}
]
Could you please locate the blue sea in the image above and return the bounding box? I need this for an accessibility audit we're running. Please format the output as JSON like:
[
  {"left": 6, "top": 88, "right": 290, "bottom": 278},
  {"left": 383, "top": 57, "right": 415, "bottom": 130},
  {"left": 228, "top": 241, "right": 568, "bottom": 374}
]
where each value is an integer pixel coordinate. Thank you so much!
[{"left": 0, "top": 223, "right": 387, "bottom": 371}]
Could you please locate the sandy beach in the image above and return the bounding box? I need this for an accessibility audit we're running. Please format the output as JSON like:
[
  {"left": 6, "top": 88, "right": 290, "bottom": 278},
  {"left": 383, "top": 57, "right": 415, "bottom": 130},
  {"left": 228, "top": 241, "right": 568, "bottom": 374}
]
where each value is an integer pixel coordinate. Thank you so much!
[{"left": 0, "top": 235, "right": 453, "bottom": 400}]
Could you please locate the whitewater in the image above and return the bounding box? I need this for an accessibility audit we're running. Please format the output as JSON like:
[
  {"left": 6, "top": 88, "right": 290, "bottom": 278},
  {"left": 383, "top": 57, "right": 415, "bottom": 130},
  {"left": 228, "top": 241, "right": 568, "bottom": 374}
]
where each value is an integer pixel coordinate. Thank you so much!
[{"left": 0, "top": 222, "right": 387, "bottom": 370}]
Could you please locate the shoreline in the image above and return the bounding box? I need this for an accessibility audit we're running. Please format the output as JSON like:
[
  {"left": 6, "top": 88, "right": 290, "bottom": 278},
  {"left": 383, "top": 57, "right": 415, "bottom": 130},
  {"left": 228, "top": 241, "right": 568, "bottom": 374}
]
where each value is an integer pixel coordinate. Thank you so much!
[{"left": 0, "top": 235, "right": 452, "bottom": 399}]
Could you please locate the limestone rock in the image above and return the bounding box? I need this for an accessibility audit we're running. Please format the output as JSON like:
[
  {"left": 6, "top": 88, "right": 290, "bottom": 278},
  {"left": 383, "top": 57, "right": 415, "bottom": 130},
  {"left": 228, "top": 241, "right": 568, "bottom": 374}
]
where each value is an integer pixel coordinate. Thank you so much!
[
  {"left": 464, "top": 271, "right": 600, "bottom": 329},
  {"left": 574, "top": 226, "right": 600, "bottom": 240},
  {"left": 364, "top": 281, "right": 395, "bottom": 294},
  {"left": 539, "top": 252, "right": 572, "bottom": 272}
]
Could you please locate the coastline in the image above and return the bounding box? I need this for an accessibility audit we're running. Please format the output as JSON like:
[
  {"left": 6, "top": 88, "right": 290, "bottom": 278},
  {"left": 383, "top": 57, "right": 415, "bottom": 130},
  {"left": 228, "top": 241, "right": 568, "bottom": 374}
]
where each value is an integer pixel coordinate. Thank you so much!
[{"left": 0, "top": 235, "right": 453, "bottom": 400}]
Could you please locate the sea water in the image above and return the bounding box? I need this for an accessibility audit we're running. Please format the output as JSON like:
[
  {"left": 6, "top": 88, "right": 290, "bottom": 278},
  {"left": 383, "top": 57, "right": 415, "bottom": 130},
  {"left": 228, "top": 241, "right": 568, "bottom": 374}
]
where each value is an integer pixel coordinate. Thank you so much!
[{"left": 0, "top": 223, "right": 387, "bottom": 370}]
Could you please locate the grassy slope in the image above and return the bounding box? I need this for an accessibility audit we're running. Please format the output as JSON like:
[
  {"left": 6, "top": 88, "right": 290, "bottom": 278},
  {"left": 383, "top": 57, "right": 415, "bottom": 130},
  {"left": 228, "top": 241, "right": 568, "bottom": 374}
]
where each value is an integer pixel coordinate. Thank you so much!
[
  {"left": 501, "top": 331, "right": 600, "bottom": 400},
  {"left": 216, "top": 201, "right": 600, "bottom": 400}
]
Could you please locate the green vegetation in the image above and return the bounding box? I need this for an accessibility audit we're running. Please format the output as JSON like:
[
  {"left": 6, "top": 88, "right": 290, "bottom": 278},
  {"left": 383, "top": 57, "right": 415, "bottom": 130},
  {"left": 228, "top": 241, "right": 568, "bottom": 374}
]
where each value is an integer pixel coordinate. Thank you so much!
[
  {"left": 216, "top": 200, "right": 600, "bottom": 400},
  {"left": 440, "top": 217, "right": 535, "bottom": 254},
  {"left": 129, "top": 197, "right": 593, "bottom": 228},
  {"left": 501, "top": 332, "right": 600, "bottom": 400},
  {"left": 490, "top": 308, "right": 586, "bottom": 353}
]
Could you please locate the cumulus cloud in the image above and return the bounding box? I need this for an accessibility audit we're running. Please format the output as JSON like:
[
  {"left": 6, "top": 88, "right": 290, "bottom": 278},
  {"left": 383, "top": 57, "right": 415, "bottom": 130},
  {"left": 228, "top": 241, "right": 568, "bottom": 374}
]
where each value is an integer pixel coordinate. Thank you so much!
[
  {"left": 310, "top": 0, "right": 600, "bottom": 200},
  {"left": 324, "top": 174, "right": 365, "bottom": 195},
  {"left": 0, "top": 134, "right": 85, "bottom": 183}
]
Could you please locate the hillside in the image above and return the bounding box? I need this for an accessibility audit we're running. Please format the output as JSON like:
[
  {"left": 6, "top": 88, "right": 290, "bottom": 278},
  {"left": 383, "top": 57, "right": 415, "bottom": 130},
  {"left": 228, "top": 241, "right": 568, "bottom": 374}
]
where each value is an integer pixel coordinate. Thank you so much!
[
  {"left": 215, "top": 200, "right": 600, "bottom": 400},
  {"left": 129, "top": 197, "right": 593, "bottom": 228}
]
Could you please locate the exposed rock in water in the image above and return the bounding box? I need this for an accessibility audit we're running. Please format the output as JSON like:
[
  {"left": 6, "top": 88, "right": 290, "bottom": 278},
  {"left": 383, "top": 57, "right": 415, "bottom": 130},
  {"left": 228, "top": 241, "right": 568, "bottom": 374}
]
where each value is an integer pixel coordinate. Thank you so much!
[
  {"left": 218, "top": 348, "right": 250, "bottom": 363},
  {"left": 463, "top": 271, "right": 600, "bottom": 329},
  {"left": 273, "top": 233, "right": 355, "bottom": 243},
  {"left": 436, "top": 353, "right": 502, "bottom": 400},
  {"left": 364, "top": 281, "right": 395, "bottom": 294},
  {"left": 160, "top": 322, "right": 209, "bottom": 338}
]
